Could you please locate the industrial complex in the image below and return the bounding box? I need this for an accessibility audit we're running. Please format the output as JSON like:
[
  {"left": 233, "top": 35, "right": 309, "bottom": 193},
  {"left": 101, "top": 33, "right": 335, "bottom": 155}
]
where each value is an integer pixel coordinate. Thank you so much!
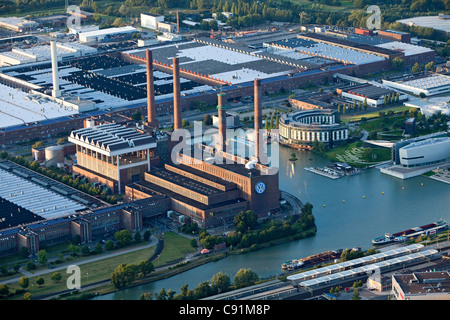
[{"left": 0, "top": 19, "right": 448, "bottom": 306}]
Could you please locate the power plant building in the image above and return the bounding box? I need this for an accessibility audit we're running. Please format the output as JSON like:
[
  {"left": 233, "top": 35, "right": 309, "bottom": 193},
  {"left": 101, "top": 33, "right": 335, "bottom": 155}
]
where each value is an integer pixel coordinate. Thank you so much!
[{"left": 68, "top": 123, "right": 158, "bottom": 193}]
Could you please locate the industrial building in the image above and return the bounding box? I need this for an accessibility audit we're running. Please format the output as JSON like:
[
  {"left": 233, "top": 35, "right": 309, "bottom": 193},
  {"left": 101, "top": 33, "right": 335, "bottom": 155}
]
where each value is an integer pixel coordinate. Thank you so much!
[
  {"left": 377, "top": 29, "right": 412, "bottom": 43},
  {"left": 68, "top": 123, "right": 158, "bottom": 193},
  {"left": 0, "top": 17, "right": 39, "bottom": 33},
  {"left": 0, "top": 42, "right": 97, "bottom": 67},
  {"left": 397, "top": 15, "right": 450, "bottom": 38},
  {"left": 0, "top": 29, "right": 437, "bottom": 146},
  {"left": 140, "top": 13, "right": 165, "bottom": 30},
  {"left": 78, "top": 26, "right": 139, "bottom": 44},
  {"left": 336, "top": 83, "right": 408, "bottom": 107},
  {"left": 392, "top": 271, "right": 450, "bottom": 300},
  {"left": 126, "top": 78, "right": 281, "bottom": 228},
  {"left": 0, "top": 196, "right": 170, "bottom": 256},
  {"left": 279, "top": 109, "right": 348, "bottom": 149},
  {"left": 382, "top": 74, "right": 450, "bottom": 97}
]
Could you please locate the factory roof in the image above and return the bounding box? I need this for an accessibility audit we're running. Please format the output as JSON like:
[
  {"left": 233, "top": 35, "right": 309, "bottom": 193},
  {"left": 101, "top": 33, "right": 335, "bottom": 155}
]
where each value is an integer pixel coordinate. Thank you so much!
[
  {"left": 397, "top": 15, "right": 450, "bottom": 33},
  {"left": 399, "top": 74, "right": 450, "bottom": 90},
  {"left": 69, "top": 123, "right": 156, "bottom": 156},
  {"left": 268, "top": 37, "right": 386, "bottom": 65},
  {"left": 0, "top": 167, "right": 86, "bottom": 220},
  {"left": 341, "top": 83, "right": 396, "bottom": 100},
  {"left": 393, "top": 271, "right": 450, "bottom": 296},
  {"left": 79, "top": 26, "right": 138, "bottom": 38},
  {"left": 375, "top": 41, "right": 434, "bottom": 56},
  {"left": 125, "top": 40, "right": 304, "bottom": 84},
  {"left": 0, "top": 83, "right": 79, "bottom": 129}
]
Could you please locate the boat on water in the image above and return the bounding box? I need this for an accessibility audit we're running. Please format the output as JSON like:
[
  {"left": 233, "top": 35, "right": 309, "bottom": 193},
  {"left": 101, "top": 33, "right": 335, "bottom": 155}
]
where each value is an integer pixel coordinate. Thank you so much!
[
  {"left": 281, "top": 249, "right": 343, "bottom": 271},
  {"left": 372, "top": 233, "right": 394, "bottom": 245},
  {"left": 372, "top": 220, "right": 448, "bottom": 245}
]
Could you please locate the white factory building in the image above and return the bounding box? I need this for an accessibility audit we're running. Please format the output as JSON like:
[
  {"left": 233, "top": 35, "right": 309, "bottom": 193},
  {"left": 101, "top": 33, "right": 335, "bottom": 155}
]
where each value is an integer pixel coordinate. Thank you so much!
[
  {"left": 0, "top": 17, "right": 39, "bottom": 32},
  {"left": 141, "top": 12, "right": 164, "bottom": 30},
  {"left": 78, "top": 26, "right": 138, "bottom": 43},
  {"left": 0, "top": 42, "right": 97, "bottom": 67},
  {"left": 382, "top": 74, "right": 450, "bottom": 97}
]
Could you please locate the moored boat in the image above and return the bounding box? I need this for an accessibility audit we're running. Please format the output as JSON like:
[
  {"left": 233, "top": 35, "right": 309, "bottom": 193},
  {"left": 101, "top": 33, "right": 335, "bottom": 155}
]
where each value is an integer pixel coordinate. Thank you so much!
[
  {"left": 281, "top": 249, "right": 342, "bottom": 271},
  {"left": 372, "top": 220, "right": 448, "bottom": 245},
  {"left": 372, "top": 233, "right": 394, "bottom": 245}
]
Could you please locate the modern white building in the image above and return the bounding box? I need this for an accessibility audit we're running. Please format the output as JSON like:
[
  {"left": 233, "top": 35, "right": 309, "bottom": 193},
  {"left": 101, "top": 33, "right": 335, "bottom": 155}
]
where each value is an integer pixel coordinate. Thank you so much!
[
  {"left": 141, "top": 13, "right": 164, "bottom": 30},
  {"left": 398, "top": 137, "right": 450, "bottom": 168},
  {"left": 382, "top": 74, "right": 450, "bottom": 97},
  {"left": 404, "top": 99, "right": 450, "bottom": 117},
  {"left": 78, "top": 26, "right": 138, "bottom": 43}
]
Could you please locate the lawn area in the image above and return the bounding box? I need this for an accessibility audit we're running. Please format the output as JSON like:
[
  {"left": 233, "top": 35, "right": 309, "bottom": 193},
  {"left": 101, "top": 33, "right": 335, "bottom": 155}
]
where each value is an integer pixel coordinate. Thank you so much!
[
  {"left": 341, "top": 106, "right": 414, "bottom": 123},
  {"left": 4, "top": 232, "right": 195, "bottom": 300},
  {"left": 5, "top": 243, "right": 156, "bottom": 299},
  {"left": 324, "top": 141, "right": 391, "bottom": 167},
  {"left": 153, "top": 232, "right": 197, "bottom": 267}
]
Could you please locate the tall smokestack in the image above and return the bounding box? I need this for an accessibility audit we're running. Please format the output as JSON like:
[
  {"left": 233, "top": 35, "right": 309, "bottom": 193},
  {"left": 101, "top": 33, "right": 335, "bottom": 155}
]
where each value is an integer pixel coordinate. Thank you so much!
[
  {"left": 254, "top": 78, "right": 262, "bottom": 161},
  {"left": 217, "top": 92, "right": 227, "bottom": 153},
  {"left": 50, "top": 41, "right": 61, "bottom": 98},
  {"left": 146, "top": 50, "right": 158, "bottom": 128},
  {"left": 172, "top": 57, "right": 182, "bottom": 131}
]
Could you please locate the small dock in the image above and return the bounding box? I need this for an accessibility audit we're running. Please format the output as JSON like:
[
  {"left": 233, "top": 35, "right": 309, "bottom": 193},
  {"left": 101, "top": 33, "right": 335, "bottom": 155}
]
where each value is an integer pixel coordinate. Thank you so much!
[{"left": 304, "top": 167, "right": 341, "bottom": 179}]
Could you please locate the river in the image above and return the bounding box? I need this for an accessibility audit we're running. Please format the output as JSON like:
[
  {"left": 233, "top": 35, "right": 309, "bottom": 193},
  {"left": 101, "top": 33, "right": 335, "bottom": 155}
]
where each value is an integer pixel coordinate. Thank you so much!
[{"left": 94, "top": 145, "right": 450, "bottom": 300}]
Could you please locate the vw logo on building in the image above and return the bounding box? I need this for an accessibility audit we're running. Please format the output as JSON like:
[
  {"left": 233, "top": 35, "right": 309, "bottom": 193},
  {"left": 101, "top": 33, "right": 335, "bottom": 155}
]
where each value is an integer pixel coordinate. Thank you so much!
[{"left": 255, "top": 182, "right": 266, "bottom": 194}]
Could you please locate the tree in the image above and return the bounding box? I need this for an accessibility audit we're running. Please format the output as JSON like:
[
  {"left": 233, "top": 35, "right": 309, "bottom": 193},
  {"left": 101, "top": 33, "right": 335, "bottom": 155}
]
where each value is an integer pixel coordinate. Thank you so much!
[
  {"left": 425, "top": 61, "right": 435, "bottom": 71},
  {"left": 352, "top": 287, "right": 361, "bottom": 300},
  {"left": 36, "top": 276, "right": 45, "bottom": 287},
  {"left": 112, "top": 17, "right": 124, "bottom": 27},
  {"left": 0, "top": 284, "right": 10, "bottom": 298},
  {"left": 134, "top": 231, "right": 142, "bottom": 243},
  {"left": 234, "top": 210, "right": 258, "bottom": 233},
  {"left": 81, "top": 245, "right": 91, "bottom": 256},
  {"left": 23, "top": 292, "right": 32, "bottom": 300},
  {"left": 114, "top": 230, "right": 132, "bottom": 247},
  {"left": 32, "top": 141, "right": 44, "bottom": 148},
  {"left": 391, "top": 57, "right": 404, "bottom": 70},
  {"left": 132, "top": 110, "right": 142, "bottom": 122},
  {"left": 138, "top": 260, "right": 154, "bottom": 277},
  {"left": 411, "top": 62, "right": 421, "bottom": 73},
  {"left": 18, "top": 276, "right": 29, "bottom": 289},
  {"left": 143, "top": 230, "right": 151, "bottom": 241},
  {"left": 93, "top": 243, "right": 103, "bottom": 254},
  {"left": 111, "top": 264, "right": 137, "bottom": 289},
  {"left": 211, "top": 272, "right": 231, "bottom": 293},
  {"left": 233, "top": 268, "right": 258, "bottom": 288},
  {"left": 51, "top": 272, "right": 62, "bottom": 282},
  {"left": 203, "top": 114, "right": 212, "bottom": 125},
  {"left": 105, "top": 240, "right": 115, "bottom": 250}
]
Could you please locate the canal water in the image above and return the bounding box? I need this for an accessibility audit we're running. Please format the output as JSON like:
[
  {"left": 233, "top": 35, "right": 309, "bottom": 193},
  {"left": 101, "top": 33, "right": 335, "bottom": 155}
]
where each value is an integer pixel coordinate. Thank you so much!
[{"left": 94, "top": 145, "right": 450, "bottom": 300}]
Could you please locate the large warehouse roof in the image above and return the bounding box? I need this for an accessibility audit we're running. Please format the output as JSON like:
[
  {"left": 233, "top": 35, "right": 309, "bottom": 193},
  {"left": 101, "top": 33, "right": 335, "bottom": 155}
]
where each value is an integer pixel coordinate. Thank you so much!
[
  {"left": 0, "top": 168, "right": 86, "bottom": 220},
  {"left": 0, "top": 83, "right": 79, "bottom": 129}
]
